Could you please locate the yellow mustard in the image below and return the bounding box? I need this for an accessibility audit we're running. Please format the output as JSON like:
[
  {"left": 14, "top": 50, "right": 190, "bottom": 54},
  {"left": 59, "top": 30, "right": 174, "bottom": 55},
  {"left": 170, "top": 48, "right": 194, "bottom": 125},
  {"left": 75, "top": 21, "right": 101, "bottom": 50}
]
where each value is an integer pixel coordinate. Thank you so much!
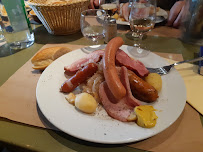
[{"left": 135, "top": 105, "right": 158, "bottom": 128}]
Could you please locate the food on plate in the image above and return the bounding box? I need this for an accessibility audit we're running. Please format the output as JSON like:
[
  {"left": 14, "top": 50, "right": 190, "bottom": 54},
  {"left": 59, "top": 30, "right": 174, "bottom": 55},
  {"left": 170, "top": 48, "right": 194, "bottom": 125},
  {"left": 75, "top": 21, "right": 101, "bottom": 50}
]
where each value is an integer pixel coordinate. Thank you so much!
[
  {"left": 112, "top": 7, "right": 161, "bottom": 22},
  {"left": 116, "top": 49, "right": 149, "bottom": 77},
  {"left": 103, "top": 37, "right": 126, "bottom": 100},
  {"left": 75, "top": 93, "right": 98, "bottom": 114},
  {"left": 61, "top": 63, "right": 98, "bottom": 93},
  {"left": 150, "top": 7, "right": 160, "bottom": 15},
  {"left": 61, "top": 37, "right": 162, "bottom": 128},
  {"left": 156, "top": 7, "right": 160, "bottom": 12},
  {"left": 31, "top": 47, "right": 71, "bottom": 70},
  {"left": 145, "top": 73, "right": 162, "bottom": 92},
  {"left": 128, "top": 70, "right": 158, "bottom": 102},
  {"left": 135, "top": 105, "right": 158, "bottom": 128},
  {"left": 99, "top": 66, "right": 141, "bottom": 122},
  {"left": 127, "top": 112, "right": 137, "bottom": 121},
  {"left": 112, "top": 13, "right": 119, "bottom": 20},
  {"left": 65, "top": 93, "right": 76, "bottom": 105},
  {"left": 112, "top": 13, "right": 125, "bottom": 21},
  {"left": 80, "top": 70, "right": 104, "bottom": 103},
  {"left": 64, "top": 50, "right": 104, "bottom": 75}
]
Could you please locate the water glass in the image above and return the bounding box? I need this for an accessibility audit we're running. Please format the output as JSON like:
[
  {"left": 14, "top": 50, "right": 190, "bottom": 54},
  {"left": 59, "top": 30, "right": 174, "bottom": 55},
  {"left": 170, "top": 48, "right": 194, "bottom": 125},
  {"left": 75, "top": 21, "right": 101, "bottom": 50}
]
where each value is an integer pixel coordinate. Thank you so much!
[
  {"left": 80, "top": 9, "right": 106, "bottom": 44},
  {"left": 0, "top": 24, "right": 5, "bottom": 42},
  {"left": 180, "top": 0, "right": 203, "bottom": 45},
  {"left": 128, "top": 0, "right": 133, "bottom": 8},
  {"left": 0, "top": 0, "right": 34, "bottom": 50}
]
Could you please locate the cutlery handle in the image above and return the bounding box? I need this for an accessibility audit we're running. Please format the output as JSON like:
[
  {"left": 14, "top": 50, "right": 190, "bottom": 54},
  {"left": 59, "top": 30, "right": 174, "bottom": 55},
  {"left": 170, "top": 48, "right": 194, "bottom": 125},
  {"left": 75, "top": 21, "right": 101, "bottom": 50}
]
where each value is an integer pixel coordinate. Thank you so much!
[{"left": 174, "top": 56, "right": 203, "bottom": 66}]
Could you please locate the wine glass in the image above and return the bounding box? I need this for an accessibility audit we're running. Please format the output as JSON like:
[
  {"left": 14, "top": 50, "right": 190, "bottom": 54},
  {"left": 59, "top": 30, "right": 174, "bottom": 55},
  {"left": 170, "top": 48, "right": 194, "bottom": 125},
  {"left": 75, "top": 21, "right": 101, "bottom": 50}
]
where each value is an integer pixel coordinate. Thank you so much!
[
  {"left": 129, "top": 0, "right": 156, "bottom": 57},
  {"left": 99, "top": 0, "right": 119, "bottom": 16},
  {"left": 128, "top": 0, "right": 133, "bottom": 8},
  {"left": 80, "top": 9, "right": 106, "bottom": 52}
]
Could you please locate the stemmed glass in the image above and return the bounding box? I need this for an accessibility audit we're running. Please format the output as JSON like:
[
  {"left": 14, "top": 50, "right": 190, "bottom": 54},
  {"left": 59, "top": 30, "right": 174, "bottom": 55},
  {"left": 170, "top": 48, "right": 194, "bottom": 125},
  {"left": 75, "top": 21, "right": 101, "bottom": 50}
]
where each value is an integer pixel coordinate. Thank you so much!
[
  {"left": 99, "top": 0, "right": 119, "bottom": 16},
  {"left": 129, "top": 0, "right": 156, "bottom": 57},
  {"left": 80, "top": 9, "right": 106, "bottom": 52}
]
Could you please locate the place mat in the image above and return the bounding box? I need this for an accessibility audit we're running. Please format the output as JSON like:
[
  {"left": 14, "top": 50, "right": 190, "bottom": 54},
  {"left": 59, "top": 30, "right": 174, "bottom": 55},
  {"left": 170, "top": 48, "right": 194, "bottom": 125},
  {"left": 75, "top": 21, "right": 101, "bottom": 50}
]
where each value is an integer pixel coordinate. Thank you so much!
[
  {"left": 0, "top": 44, "right": 84, "bottom": 129},
  {"left": 129, "top": 103, "right": 203, "bottom": 151},
  {"left": 173, "top": 62, "right": 203, "bottom": 115},
  {"left": 0, "top": 44, "right": 202, "bottom": 151}
]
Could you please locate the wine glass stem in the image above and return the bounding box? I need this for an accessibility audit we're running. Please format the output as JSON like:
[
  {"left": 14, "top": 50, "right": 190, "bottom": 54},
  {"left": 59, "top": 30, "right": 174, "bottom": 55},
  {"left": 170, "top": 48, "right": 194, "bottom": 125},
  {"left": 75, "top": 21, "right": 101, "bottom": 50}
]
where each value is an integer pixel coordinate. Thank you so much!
[
  {"left": 90, "top": 37, "right": 99, "bottom": 45},
  {"left": 93, "top": 39, "right": 98, "bottom": 45},
  {"left": 133, "top": 32, "right": 143, "bottom": 48},
  {"left": 132, "top": 31, "right": 143, "bottom": 38}
]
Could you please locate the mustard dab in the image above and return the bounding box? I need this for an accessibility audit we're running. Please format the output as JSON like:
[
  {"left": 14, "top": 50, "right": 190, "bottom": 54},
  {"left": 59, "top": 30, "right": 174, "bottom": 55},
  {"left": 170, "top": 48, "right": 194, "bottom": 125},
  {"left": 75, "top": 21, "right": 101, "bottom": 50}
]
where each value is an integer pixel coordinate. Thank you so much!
[{"left": 135, "top": 105, "right": 158, "bottom": 128}]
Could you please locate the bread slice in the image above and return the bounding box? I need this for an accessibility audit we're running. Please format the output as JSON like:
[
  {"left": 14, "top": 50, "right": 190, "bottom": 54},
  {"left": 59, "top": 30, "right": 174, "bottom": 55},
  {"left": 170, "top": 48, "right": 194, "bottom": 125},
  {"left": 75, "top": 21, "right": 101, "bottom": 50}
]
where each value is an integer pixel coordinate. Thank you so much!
[{"left": 31, "top": 46, "right": 71, "bottom": 70}]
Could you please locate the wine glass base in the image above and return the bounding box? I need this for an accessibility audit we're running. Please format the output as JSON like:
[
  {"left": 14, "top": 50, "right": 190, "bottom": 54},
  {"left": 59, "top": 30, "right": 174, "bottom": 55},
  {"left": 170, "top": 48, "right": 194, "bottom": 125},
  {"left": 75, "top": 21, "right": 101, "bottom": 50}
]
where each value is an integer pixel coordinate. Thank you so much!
[
  {"left": 130, "top": 47, "right": 150, "bottom": 58},
  {"left": 81, "top": 45, "right": 106, "bottom": 54},
  {"left": 125, "top": 31, "right": 147, "bottom": 41}
]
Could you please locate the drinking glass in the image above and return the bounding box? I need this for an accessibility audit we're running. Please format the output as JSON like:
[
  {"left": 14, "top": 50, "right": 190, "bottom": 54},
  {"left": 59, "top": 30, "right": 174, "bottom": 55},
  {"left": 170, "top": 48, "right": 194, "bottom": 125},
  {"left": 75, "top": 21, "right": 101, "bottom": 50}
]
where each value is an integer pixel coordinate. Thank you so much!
[
  {"left": 0, "top": 24, "right": 5, "bottom": 42},
  {"left": 80, "top": 9, "right": 106, "bottom": 52},
  {"left": 129, "top": 0, "right": 156, "bottom": 57},
  {"left": 128, "top": 0, "right": 133, "bottom": 8},
  {"left": 99, "top": 0, "right": 119, "bottom": 16},
  {"left": 0, "top": 0, "right": 34, "bottom": 50}
]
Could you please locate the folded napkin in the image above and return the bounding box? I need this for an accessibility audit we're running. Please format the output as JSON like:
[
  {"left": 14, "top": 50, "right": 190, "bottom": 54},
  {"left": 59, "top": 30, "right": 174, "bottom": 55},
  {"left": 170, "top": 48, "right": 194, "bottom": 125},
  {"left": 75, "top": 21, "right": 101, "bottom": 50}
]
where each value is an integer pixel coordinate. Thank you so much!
[{"left": 167, "top": 59, "right": 203, "bottom": 115}]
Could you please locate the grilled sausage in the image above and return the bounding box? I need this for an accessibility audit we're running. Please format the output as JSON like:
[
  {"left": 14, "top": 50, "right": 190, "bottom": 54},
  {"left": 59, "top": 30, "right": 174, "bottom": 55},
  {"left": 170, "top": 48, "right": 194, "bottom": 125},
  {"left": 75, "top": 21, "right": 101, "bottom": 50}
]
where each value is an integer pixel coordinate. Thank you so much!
[
  {"left": 61, "top": 63, "right": 98, "bottom": 93},
  {"left": 103, "top": 37, "right": 126, "bottom": 100},
  {"left": 128, "top": 70, "right": 158, "bottom": 102}
]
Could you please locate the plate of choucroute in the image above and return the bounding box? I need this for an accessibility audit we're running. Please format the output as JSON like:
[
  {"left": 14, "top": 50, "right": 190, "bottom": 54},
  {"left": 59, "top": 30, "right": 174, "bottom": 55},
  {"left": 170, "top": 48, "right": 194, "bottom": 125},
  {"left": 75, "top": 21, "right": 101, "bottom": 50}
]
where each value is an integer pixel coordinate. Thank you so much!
[{"left": 36, "top": 39, "right": 186, "bottom": 144}]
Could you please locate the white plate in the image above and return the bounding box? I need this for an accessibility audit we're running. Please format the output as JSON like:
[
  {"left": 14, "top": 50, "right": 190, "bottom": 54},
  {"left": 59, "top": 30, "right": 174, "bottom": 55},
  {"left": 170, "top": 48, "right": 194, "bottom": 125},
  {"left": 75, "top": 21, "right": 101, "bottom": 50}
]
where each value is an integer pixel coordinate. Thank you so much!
[
  {"left": 116, "top": 8, "right": 168, "bottom": 25},
  {"left": 36, "top": 45, "right": 186, "bottom": 144}
]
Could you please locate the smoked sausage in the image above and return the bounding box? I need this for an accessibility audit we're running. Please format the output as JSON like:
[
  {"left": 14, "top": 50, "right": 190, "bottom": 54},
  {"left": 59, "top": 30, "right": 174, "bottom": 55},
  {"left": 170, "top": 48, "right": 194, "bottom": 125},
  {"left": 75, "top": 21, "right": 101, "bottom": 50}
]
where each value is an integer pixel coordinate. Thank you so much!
[
  {"left": 61, "top": 63, "right": 98, "bottom": 93},
  {"left": 103, "top": 37, "right": 126, "bottom": 100},
  {"left": 128, "top": 70, "right": 158, "bottom": 102}
]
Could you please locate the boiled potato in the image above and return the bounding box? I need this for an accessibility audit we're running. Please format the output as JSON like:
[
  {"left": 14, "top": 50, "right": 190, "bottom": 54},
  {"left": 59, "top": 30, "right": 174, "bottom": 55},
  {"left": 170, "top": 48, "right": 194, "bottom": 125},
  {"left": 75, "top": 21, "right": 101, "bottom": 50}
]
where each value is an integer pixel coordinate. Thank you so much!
[
  {"left": 127, "top": 112, "right": 137, "bottom": 121},
  {"left": 75, "top": 93, "right": 97, "bottom": 114},
  {"left": 65, "top": 93, "right": 76, "bottom": 105},
  {"left": 145, "top": 73, "right": 162, "bottom": 92}
]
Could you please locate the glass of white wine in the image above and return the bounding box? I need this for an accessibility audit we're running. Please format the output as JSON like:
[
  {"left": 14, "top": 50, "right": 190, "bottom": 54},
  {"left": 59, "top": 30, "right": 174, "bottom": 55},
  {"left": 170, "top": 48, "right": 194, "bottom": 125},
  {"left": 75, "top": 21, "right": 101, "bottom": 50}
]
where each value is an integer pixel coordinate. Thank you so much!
[
  {"left": 80, "top": 9, "right": 106, "bottom": 52},
  {"left": 129, "top": 0, "right": 156, "bottom": 57},
  {"left": 99, "top": 0, "right": 119, "bottom": 16}
]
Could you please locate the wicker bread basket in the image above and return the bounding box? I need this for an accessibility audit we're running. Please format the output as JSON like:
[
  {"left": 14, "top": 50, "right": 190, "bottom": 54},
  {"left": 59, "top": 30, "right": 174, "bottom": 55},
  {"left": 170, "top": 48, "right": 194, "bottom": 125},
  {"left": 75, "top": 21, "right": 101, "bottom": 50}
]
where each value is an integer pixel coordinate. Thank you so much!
[{"left": 28, "top": 0, "right": 89, "bottom": 35}]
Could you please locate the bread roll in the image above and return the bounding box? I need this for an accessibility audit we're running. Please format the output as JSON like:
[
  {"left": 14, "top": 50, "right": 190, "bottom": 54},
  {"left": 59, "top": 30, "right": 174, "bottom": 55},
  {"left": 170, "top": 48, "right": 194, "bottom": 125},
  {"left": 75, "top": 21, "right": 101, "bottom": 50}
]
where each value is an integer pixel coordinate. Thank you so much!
[
  {"left": 31, "top": 47, "right": 71, "bottom": 70},
  {"left": 51, "top": 1, "right": 69, "bottom": 4},
  {"left": 29, "top": 10, "right": 36, "bottom": 15}
]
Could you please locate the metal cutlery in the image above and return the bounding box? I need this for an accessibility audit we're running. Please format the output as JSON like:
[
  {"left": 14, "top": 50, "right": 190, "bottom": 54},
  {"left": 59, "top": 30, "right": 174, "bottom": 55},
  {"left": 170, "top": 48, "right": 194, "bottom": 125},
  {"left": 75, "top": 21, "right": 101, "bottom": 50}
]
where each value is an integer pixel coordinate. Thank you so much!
[{"left": 147, "top": 56, "right": 203, "bottom": 75}]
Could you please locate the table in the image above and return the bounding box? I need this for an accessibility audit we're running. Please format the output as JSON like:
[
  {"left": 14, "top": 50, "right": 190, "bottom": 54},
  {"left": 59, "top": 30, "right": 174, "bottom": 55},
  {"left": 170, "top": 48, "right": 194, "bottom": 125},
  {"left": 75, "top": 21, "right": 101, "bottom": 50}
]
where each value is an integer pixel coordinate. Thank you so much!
[{"left": 0, "top": 23, "right": 202, "bottom": 152}]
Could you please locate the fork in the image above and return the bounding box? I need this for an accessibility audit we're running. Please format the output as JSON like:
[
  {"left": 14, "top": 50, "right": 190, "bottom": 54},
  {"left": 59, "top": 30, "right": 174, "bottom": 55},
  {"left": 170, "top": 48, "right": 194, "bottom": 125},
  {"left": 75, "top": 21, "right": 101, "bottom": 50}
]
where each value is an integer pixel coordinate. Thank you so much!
[{"left": 146, "top": 56, "right": 203, "bottom": 75}]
